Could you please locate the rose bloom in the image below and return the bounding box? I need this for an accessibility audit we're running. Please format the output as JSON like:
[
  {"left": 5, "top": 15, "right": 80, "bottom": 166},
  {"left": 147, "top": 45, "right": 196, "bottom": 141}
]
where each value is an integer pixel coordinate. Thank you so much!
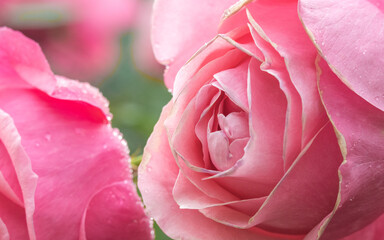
[
  {"left": 138, "top": 0, "right": 384, "bottom": 239},
  {"left": 0, "top": 0, "right": 138, "bottom": 82},
  {"left": 0, "top": 27, "right": 152, "bottom": 240}
]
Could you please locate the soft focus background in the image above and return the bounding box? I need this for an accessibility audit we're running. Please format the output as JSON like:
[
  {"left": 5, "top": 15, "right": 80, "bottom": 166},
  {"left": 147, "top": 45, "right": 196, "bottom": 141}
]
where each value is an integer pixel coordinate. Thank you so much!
[
  {"left": 1, "top": 0, "right": 172, "bottom": 239},
  {"left": 100, "top": 32, "right": 172, "bottom": 240}
]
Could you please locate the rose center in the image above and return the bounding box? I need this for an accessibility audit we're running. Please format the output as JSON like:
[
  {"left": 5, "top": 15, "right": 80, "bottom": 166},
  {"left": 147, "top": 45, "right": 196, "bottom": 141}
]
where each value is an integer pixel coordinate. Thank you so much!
[{"left": 207, "top": 97, "right": 250, "bottom": 171}]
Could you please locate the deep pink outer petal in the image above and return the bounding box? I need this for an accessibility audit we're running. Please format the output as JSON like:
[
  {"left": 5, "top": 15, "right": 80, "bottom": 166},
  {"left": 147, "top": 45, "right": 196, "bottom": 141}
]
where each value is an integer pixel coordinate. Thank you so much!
[
  {"left": 299, "top": 0, "right": 384, "bottom": 111},
  {"left": 317, "top": 58, "right": 384, "bottom": 239},
  {"left": 152, "top": 0, "right": 239, "bottom": 89},
  {"left": 81, "top": 182, "right": 153, "bottom": 240},
  {"left": 0, "top": 110, "right": 37, "bottom": 240},
  {"left": 0, "top": 27, "right": 56, "bottom": 93},
  {"left": 0, "top": 28, "right": 152, "bottom": 240},
  {"left": 0, "top": 193, "right": 28, "bottom": 240}
]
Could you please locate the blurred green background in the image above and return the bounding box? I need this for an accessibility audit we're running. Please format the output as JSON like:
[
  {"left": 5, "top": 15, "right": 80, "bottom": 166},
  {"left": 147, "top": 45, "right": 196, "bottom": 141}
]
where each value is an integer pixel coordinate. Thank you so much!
[{"left": 99, "top": 32, "right": 172, "bottom": 240}]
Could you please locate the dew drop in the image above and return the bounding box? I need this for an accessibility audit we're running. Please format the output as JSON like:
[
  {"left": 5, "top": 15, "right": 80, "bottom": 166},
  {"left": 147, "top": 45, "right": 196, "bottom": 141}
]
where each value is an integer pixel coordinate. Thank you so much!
[
  {"left": 45, "top": 134, "right": 51, "bottom": 142},
  {"left": 103, "top": 144, "right": 108, "bottom": 149},
  {"left": 35, "top": 142, "right": 40, "bottom": 147},
  {"left": 113, "top": 129, "right": 119, "bottom": 137}
]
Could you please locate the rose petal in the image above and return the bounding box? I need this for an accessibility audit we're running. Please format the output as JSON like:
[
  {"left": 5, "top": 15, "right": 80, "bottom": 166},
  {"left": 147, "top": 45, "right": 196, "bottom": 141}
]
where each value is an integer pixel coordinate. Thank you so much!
[
  {"left": 0, "top": 27, "right": 55, "bottom": 93},
  {"left": 225, "top": 58, "right": 286, "bottom": 185},
  {"left": 315, "top": 58, "right": 384, "bottom": 239},
  {"left": 218, "top": 112, "right": 249, "bottom": 140},
  {"left": 0, "top": 88, "right": 137, "bottom": 239},
  {"left": 208, "top": 131, "right": 231, "bottom": 171},
  {"left": 341, "top": 213, "right": 384, "bottom": 240},
  {"left": 214, "top": 59, "right": 250, "bottom": 111},
  {"left": 0, "top": 193, "right": 28, "bottom": 239},
  {"left": 247, "top": 13, "right": 302, "bottom": 169},
  {"left": 249, "top": 123, "right": 341, "bottom": 234},
  {"left": 172, "top": 28, "right": 249, "bottom": 97},
  {"left": 80, "top": 182, "right": 152, "bottom": 240},
  {"left": 152, "top": 0, "right": 239, "bottom": 89},
  {"left": 244, "top": 0, "right": 327, "bottom": 148},
  {"left": 52, "top": 76, "right": 112, "bottom": 121},
  {"left": 0, "top": 110, "right": 37, "bottom": 239},
  {"left": 139, "top": 103, "right": 299, "bottom": 240},
  {"left": 299, "top": 0, "right": 384, "bottom": 111}
]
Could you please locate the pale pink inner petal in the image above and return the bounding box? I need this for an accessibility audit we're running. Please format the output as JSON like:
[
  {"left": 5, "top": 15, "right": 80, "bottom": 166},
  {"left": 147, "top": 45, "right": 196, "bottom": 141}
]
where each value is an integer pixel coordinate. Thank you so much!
[
  {"left": 195, "top": 85, "right": 223, "bottom": 168},
  {"left": 241, "top": 0, "right": 327, "bottom": 148},
  {"left": 218, "top": 112, "right": 249, "bottom": 140},
  {"left": 213, "top": 51, "right": 252, "bottom": 111},
  {"left": 208, "top": 131, "right": 231, "bottom": 171},
  {"left": 139, "top": 103, "right": 292, "bottom": 240},
  {"left": 228, "top": 138, "right": 249, "bottom": 163},
  {"left": 247, "top": 21, "right": 302, "bottom": 170},
  {"left": 227, "top": 58, "right": 286, "bottom": 185}
]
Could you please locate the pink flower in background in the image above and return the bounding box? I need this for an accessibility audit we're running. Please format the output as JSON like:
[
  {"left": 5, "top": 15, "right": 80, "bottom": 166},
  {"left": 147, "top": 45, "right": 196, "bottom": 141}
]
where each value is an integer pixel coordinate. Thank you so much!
[
  {"left": 131, "top": 1, "right": 164, "bottom": 80},
  {"left": 0, "top": 27, "right": 152, "bottom": 240},
  {"left": 139, "top": 0, "right": 384, "bottom": 239},
  {"left": 0, "top": 0, "right": 138, "bottom": 82}
]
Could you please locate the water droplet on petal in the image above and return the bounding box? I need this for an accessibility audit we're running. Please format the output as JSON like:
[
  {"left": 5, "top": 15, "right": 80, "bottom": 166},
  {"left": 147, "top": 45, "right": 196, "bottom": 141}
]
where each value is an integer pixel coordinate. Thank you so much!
[{"left": 45, "top": 134, "right": 51, "bottom": 142}]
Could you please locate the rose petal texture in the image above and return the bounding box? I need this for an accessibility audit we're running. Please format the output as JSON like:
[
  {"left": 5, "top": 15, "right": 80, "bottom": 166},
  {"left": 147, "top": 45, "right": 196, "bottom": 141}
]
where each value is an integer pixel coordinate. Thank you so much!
[
  {"left": 152, "top": 0, "right": 240, "bottom": 89},
  {"left": 0, "top": 27, "right": 153, "bottom": 240},
  {"left": 0, "top": 0, "right": 138, "bottom": 82},
  {"left": 140, "top": 0, "right": 384, "bottom": 239},
  {"left": 299, "top": 0, "right": 384, "bottom": 112}
]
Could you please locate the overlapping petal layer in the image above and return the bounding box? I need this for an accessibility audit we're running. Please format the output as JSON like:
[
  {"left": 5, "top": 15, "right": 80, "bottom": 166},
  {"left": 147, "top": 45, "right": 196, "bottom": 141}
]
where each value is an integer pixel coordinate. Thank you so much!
[{"left": 0, "top": 27, "right": 152, "bottom": 240}]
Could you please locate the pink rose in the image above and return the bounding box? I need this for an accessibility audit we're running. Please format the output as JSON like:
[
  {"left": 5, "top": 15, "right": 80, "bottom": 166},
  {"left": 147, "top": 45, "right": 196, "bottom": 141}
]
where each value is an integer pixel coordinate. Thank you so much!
[
  {"left": 139, "top": 0, "right": 384, "bottom": 239},
  {"left": 0, "top": 0, "right": 138, "bottom": 82},
  {"left": 0, "top": 27, "right": 152, "bottom": 240}
]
